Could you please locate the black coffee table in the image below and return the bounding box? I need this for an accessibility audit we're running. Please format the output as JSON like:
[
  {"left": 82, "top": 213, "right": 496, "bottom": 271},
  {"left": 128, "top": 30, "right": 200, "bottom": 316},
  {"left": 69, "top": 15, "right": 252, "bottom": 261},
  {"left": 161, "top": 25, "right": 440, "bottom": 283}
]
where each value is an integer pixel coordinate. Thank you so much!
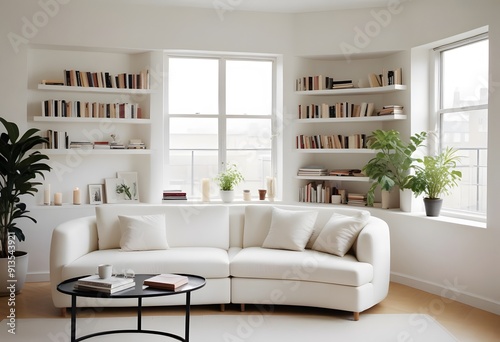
[{"left": 57, "top": 273, "right": 206, "bottom": 342}]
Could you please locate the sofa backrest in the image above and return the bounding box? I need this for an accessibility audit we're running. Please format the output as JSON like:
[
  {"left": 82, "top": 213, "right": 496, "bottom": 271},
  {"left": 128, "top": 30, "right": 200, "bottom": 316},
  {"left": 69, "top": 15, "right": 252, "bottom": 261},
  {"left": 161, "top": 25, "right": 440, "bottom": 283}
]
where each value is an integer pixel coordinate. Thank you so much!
[
  {"left": 95, "top": 204, "right": 229, "bottom": 250},
  {"left": 240, "top": 204, "right": 372, "bottom": 249}
]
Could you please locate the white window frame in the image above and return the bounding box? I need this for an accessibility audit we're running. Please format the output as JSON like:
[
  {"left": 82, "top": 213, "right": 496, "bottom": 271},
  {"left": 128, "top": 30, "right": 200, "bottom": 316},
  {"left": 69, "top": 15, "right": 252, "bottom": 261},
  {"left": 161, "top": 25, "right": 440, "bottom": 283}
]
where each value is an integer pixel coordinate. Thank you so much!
[
  {"left": 164, "top": 53, "right": 279, "bottom": 200},
  {"left": 432, "top": 33, "right": 488, "bottom": 221}
]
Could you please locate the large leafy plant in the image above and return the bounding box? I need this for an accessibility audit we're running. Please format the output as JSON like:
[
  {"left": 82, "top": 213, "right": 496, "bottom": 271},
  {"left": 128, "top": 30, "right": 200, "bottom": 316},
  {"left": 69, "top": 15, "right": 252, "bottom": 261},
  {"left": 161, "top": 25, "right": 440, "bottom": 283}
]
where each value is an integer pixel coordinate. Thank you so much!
[
  {"left": 362, "top": 129, "right": 427, "bottom": 206},
  {"left": 407, "top": 147, "right": 462, "bottom": 199},
  {"left": 0, "top": 118, "right": 50, "bottom": 258},
  {"left": 214, "top": 163, "right": 244, "bottom": 191}
]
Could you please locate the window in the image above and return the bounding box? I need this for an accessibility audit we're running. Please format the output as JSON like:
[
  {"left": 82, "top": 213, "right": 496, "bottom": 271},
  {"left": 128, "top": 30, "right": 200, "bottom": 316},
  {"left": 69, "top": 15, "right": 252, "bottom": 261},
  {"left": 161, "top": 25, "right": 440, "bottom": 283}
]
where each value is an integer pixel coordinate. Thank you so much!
[
  {"left": 166, "top": 56, "right": 276, "bottom": 200},
  {"left": 435, "top": 34, "right": 488, "bottom": 216}
]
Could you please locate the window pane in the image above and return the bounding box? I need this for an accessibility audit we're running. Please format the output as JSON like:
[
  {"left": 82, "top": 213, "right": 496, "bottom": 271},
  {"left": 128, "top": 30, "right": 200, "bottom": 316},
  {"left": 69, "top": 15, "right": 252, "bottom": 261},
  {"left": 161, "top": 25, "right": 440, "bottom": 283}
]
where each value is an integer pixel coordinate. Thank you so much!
[
  {"left": 226, "top": 60, "right": 273, "bottom": 115},
  {"left": 441, "top": 39, "right": 488, "bottom": 108},
  {"left": 166, "top": 150, "right": 218, "bottom": 197},
  {"left": 227, "top": 118, "right": 271, "bottom": 149},
  {"left": 441, "top": 110, "right": 487, "bottom": 148},
  {"left": 227, "top": 118, "right": 272, "bottom": 198},
  {"left": 168, "top": 58, "right": 219, "bottom": 114},
  {"left": 169, "top": 118, "right": 218, "bottom": 149},
  {"left": 441, "top": 110, "right": 487, "bottom": 214},
  {"left": 227, "top": 151, "right": 272, "bottom": 198}
]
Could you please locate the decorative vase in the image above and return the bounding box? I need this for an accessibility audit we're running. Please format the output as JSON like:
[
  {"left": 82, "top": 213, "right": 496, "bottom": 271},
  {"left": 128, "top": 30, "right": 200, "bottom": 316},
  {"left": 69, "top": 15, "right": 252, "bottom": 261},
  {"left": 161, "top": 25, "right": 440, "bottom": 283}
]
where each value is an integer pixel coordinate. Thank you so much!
[
  {"left": 423, "top": 198, "right": 443, "bottom": 217},
  {"left": 219, "top": 190, "right": 234, "bottom": 203},
  {"left": 0, "top": 251, "right": 28, "bottom": 296},
  {"left": 381, "top": 190, "right": 391, "bottom": 209}
]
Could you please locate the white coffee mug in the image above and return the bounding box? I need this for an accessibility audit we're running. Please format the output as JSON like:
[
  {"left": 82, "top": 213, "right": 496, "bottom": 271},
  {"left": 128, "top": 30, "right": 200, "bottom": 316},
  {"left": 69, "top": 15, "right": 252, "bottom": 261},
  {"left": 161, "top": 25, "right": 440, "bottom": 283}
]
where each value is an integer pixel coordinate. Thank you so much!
[{"left": 98, "top": 264, "right": 113, "bottom": 279}]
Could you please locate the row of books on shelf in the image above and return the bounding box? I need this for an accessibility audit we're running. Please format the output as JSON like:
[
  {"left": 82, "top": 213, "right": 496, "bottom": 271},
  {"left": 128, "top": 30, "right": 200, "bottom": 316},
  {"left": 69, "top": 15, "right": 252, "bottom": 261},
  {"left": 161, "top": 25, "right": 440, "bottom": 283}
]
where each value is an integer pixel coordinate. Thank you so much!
[
  {"left": 44, "top": 132, "right": 147, "bottom": 150},
  {"left": 74, "top": 273, "right": 189, "bottom": 295},
  {"left": 162, "top": 190, "right": 187, "bottom": 200},
  {"left": 298, "top": 102, "right": 376, "bottom": 119},
  {"left": 368, "top": 68, "right": 403, "bottom": 87},
  {"left": 295, "top": 68, "right": 402, "bottom": 92},
  {"left": 41, "top": 100, "right": 143, "bottom": 119},
  {"left": 295, "top": 76, "right": 353, "bottom": 91},
  {"left": 41, "top": 69, "right": 150, "bottom": 89},
  {"left": 297, "top": 167, "right": 365, "bottom": 177},
  {"left": 299, "top": 182, "right": 367, "bottom": 206},
  {"left": 296, "top": 134, "right": 367, "bottom": 150}
]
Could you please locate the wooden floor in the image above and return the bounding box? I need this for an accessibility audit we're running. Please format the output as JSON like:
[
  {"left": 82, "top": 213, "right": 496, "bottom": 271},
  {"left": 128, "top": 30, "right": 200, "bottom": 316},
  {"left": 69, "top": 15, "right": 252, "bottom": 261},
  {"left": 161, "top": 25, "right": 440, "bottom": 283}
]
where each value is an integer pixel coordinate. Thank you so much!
[{"left": 2, "top": 281, "right": 499, "bottom": 341}]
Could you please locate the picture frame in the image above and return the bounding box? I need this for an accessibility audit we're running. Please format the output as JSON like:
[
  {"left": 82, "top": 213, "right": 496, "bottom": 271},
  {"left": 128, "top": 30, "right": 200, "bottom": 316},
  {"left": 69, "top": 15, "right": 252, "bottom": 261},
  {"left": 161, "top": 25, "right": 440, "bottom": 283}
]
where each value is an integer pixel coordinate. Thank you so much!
[
  {"left": 104, "top": 177, "right": 125, "bottom": 204},
  {"left": 88, "top": 184, "right": 103, "bottom": 204},
  {"left": 117, "top": 171, "right": 140, "bottom": 202}
]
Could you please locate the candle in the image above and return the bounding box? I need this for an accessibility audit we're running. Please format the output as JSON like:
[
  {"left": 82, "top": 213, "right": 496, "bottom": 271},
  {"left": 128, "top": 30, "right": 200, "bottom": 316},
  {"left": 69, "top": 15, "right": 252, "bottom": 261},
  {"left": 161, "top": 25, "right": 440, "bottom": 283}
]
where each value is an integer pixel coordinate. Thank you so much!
[
  {"left": 54, "top": 192, "right": 62, "bottom": 206},
  {"left": 243, "top": 190, "right": 251, "bottom": 201},
  {"left": 44, "top": 184, "right": 51, "bottom": 205},
  {"left": 201, "top": 178, "right": 210, "bottom": 202},
  {"left": 73, "top": 187, "right": 81, "bottom": 205},
  {"left": 266, "top": 177, "right": 275, "bottom": 201}
]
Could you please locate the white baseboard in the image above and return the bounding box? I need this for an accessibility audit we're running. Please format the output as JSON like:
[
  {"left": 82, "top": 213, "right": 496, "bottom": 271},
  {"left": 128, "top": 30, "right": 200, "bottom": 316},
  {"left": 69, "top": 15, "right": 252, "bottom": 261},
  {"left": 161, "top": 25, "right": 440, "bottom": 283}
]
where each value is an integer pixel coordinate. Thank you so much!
[
  {"left": 391, "top": 272, "right": 500, "bottom": 315},
  {"left": 26, "top": 272, "right": 50, "bottom": 282}
]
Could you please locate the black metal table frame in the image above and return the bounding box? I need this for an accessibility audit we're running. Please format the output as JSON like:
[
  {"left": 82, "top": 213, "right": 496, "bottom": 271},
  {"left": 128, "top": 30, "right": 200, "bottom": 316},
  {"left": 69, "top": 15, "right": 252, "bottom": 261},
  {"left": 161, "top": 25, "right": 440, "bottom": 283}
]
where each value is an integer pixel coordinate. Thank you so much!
[{"left": 58, "top": 274, "right": 205, "bottom": 342}]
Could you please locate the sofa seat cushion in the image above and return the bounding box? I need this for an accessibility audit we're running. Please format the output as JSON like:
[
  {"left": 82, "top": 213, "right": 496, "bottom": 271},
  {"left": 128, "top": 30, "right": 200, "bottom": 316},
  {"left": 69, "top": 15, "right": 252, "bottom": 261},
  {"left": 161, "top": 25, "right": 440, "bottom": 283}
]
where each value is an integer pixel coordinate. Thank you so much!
[
  {"left": 61, "top": 247, "right": 229, "bottom": 280},
  {"left": 230, "top": 247, "right": 373, "bottom": 287}
]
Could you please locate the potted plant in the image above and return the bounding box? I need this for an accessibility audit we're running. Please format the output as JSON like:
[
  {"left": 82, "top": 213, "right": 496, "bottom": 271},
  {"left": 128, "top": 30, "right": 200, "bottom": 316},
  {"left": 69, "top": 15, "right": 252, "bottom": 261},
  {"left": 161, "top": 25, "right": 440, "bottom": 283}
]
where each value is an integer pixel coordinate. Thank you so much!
[
  {"left": 407, "top": 147, "right": 462, "bottom": 216},
  {"left": 0, "top": 118, "right": 51, "bottom": 294},
  {"left": 362, "top": 129, "right": 427, "bottom": 208},
  {"left": 214, "top": 163, "right": 244, "bottom": 203}
]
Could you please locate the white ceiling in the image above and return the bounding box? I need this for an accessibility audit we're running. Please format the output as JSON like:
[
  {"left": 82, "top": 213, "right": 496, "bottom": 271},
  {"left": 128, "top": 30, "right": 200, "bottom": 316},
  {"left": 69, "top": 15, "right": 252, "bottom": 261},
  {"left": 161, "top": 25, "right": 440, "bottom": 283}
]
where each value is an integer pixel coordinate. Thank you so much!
[{"left": 124, "top": 0, "right": 389, "bottom": 13}]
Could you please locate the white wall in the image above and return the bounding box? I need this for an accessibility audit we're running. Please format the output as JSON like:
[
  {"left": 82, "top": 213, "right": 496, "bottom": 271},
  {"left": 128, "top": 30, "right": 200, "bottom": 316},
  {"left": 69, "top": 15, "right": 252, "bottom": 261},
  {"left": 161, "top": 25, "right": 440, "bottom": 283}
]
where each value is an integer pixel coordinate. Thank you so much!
[{"left": 1, "top": 0, "right": 499, "bottom": 313}]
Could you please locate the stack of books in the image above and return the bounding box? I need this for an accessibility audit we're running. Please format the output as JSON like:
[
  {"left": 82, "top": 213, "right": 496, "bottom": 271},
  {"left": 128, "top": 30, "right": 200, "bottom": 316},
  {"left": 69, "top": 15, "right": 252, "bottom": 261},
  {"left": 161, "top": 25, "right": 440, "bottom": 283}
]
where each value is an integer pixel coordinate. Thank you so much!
[
  {"left": 143, "top": 274, "right": 189, "bottom": 291},
  {"left": 74, "top": 275, "right": 135, "bottom": 294},
  {"left": 162, "top": 190, "right": 187, "bottom": 200},
  {"left": 377, "top": 105, "right": 404, "bottom": 116},
  {"left": 69, "top": 141, "right": 93, "bottom": 150},
  {"left": 347, "top": 193, "right": 367, "bottom": 206},
  {"left": 297, "top": 166, "right": 328, "bottom": 176},
  {"left": 93, "top": 141, "right": 111, "bottom": 149},
  {"left": 127, "top": 139, "right": 146, "bottom": 149},
  {"left": 329, "top": 169, "right": 364, "bottom": 177}
]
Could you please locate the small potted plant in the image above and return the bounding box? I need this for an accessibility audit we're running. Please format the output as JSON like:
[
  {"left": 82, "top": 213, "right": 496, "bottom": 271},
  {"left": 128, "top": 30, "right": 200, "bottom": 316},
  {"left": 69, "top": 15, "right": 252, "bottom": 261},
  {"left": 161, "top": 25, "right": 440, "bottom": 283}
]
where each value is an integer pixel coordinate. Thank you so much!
[
  {"left": 0, "top": 118, "right": 51, "bottom": 294},
  {"left": 406, "top": 147, "right": 462, "bottom": 216},
  {"left": 362, "top": 129, "right": 426, "bottom": 208},
  {"left": 214, "top": 163, "right": 244, "bottom": 203}
]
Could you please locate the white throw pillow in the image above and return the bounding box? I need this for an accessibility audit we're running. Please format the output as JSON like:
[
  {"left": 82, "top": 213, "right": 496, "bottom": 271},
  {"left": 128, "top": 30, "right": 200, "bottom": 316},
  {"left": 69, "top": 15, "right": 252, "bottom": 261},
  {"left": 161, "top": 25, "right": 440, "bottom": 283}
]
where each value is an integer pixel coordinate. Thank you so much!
[
  {"left": 118, "top": 214, "right": 169, "bottom": 251},
  {"left": 262, "top": 207, "right": 318, "bottom": 251},
  {"left": 312, "top": 211, "right": 370, "bottom": 257}
]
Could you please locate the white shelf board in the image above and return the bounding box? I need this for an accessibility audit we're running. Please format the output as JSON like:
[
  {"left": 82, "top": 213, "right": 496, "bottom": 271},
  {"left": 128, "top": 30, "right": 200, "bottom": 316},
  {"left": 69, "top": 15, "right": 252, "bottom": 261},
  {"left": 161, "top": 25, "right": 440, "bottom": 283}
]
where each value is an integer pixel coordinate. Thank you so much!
[
  {"left": 295, "top": 84, "right": 406, "bottom": 96},
  {"left": 37, "top": 149, "right": 152, "bottom": 155},
  {"left": 37, "top": 84, "right": 153, "bottom": 95},
  {"left": 296, "top": 149, "right": 376, "bottom": 154},
  {"left": 34, "top": 116, "right": 151, "bottom": 124},
  {"left": 296, "top": 175, "right": 371, "bottom": 182},
  {"left": 295, "top": 114, "right": 407, "bottom": 123}
]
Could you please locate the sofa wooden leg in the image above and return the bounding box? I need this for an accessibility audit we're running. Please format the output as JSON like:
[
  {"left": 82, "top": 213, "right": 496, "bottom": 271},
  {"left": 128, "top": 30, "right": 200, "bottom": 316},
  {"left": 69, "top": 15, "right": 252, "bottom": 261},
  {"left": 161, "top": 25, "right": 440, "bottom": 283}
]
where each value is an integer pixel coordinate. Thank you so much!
[
  {"left": 240, "top": 304, "right": 245, "bottom": 312},
  {"left": 353, "top": 312, "right": 360, "bottom": 321},
  {"left": 61, "top": 308, "right": 68, "bottom": 318},
  {"left": 220, "top": 304, "right": 225, "bottom": 312}
]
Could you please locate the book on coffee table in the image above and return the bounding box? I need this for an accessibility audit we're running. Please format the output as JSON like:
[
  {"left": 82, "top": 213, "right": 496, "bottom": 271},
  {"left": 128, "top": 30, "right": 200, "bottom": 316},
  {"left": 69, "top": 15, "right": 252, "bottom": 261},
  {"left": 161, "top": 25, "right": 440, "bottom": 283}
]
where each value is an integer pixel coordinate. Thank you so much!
[
  {"left": 76, "top": 275, "right": 134, "bottom": 288},
  {"left": 74, "top": 281, "right": 136, "bottom": 294},
  {"left": 143, "top": 274, "right": 189, "bottom": 291}
]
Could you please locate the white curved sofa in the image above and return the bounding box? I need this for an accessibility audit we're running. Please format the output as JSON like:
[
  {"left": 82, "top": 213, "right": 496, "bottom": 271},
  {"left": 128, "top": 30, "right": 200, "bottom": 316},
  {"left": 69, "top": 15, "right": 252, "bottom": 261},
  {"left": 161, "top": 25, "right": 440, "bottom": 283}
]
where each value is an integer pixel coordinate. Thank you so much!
[{"left": 50, "top": 204, "right": 390, "bottom": 320}]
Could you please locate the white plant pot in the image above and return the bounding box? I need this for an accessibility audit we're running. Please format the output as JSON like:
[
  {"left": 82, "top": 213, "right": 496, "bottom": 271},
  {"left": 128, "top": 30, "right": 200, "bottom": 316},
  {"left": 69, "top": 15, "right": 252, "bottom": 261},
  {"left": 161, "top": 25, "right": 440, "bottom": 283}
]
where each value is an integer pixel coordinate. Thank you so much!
[
  {"left": 0, "top": 251, "right": 28, "bottom": 296},
  {"left": 399, "top": 188, "right": 412, "bottom": 212},
  {"left": 219, "top": 190, "right": 235, "bottom": 203}
]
